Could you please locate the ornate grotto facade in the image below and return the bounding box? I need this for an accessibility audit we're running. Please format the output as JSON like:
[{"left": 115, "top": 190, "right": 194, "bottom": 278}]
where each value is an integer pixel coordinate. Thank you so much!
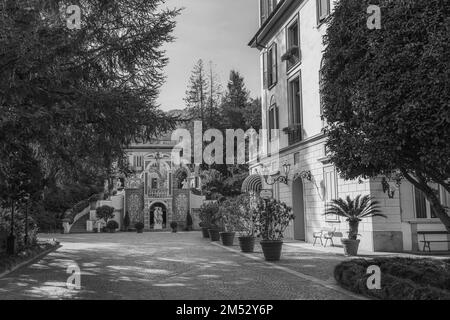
[{"left": 121, "top": 135, "right": 205, "bottom": 231}]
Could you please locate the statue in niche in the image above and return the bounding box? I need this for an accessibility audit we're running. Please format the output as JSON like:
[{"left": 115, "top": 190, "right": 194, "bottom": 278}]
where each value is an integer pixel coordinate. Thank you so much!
[
  {"left": 182, "top": 179, "right": 189, "bottom": 189},
  {"left": 154, "top": 207, "right": 163, "bottom": 230}
]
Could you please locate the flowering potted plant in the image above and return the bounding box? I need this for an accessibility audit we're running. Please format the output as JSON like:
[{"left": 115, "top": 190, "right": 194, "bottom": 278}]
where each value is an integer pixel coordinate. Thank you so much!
[
  {"left": 325, "top": 195, "right": 385, "bottom": 256},
  {"left": 257, "top": 199, "right": 294, "bottom": 261}
]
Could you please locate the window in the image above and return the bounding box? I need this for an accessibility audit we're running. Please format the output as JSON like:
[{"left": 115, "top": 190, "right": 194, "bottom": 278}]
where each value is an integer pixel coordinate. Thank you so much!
[
  {"left": 260, "top": 0, "right": 278, "bottom": 25},
  {"left": 324, "top": 166, "right": 339, "bottom": 222},
  {"left": 263, "top": 44, "right": 278, "bottom": 89},
  {"left": 285, "top": 18, "right": 300, "bottom": 70},
  {"left": 288, "top": 74, "right": 302, "bottom": 126},
  {"left": 267, "top": 44, "right": 277, "bottom": 88},
  {"left": 268, "top": 96, "right": 279, "bottom": 140},
  {"left": 151, "top": 178, "right": 158, "bottom": 190},
  {"left": 317, "top": 0, "right": 330, "bottom": 24},
  {"left": 414, "top": 186, "right": 440, "bottom": 219},
  {"left": 287, "top": 74, "right": 303, "bottom": 144},
  {"left": 133, "top": 155, "right": 143, "bottom": 168}
]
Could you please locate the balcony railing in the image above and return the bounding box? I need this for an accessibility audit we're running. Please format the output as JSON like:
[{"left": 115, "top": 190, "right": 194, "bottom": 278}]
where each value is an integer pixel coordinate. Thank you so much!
[
  {"left": 147, "top": 189, "right": 170, "bottom": 198},
  {"left": 283, "top": 124, "right": 303, "bottom": 145}
]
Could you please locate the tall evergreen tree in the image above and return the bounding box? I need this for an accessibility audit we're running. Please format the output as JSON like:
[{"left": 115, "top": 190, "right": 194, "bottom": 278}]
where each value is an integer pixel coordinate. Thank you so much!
[
  {"left": 184, "top": 59, "right": 208, "bottom": 125},
  {"left": 221, "top": 70, "right": 250, "bottom": 129},
  {"left": 0, "top": 0, "right": 180, "bottom": 236}
]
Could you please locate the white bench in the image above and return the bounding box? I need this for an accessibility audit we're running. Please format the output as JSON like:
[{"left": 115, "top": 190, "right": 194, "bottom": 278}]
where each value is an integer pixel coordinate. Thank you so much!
[{"left": 313, "top": 228, "right": 343, "bottom": 247}]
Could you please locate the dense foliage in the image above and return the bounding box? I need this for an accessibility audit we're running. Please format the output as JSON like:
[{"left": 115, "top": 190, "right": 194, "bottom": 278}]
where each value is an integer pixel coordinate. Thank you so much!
[
  {"left": 0, "top": 1, "right": 179, "bottom": 245},
  {"left": 96, "top": 205, "right": 115, "bottom": 223},
  {"left": 334, "top": 258, "right": 450, "bottom": 300},
  {"left": 321, "top": 0, "right": 450, "bottom": 229},
  {"left": 198, "top": 202, "right": 221, "bottom": 228}
]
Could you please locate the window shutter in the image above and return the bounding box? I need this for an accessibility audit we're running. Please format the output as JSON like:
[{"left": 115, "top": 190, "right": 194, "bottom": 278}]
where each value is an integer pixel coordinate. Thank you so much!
[
  {"left": 272, "top": 44, "right": 277, "bottom": 85},
  {"left": 263, "top": 52, "right": 268, "bottom": 89},
  {"left": 260, "top": 0, "right": 267, "bottom": 24}
]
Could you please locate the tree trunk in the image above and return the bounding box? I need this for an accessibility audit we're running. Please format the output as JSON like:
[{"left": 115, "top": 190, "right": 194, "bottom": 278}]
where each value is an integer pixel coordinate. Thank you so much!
[{"left": 348, "top": 219, "right": 359, "bottom": 240}]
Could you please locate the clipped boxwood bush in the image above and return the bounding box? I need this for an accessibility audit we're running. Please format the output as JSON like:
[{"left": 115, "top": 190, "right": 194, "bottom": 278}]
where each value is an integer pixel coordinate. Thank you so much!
[
  {"left": 106, "top": 220, "right": 119, "bottom": 230},
  {"left": 334, "top": 258, "right": 450, "bottom": 300}
]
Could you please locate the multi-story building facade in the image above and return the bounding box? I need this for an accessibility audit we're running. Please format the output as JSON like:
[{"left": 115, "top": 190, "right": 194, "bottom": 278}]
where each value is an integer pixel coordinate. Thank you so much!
[{"left": 248, "top": 0, "right": 450, "bottom": 252}]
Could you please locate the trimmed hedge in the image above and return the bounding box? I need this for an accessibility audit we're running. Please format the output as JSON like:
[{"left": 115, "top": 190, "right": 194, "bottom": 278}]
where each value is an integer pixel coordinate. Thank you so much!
[{"left": 334, "top": 258, "right": 450, "bottom": 300}]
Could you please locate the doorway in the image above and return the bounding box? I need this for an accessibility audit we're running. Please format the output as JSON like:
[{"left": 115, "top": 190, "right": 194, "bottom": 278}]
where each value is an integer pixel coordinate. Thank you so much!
[{"left": 292, "top": 177, "right": 306, "bottom": 241}]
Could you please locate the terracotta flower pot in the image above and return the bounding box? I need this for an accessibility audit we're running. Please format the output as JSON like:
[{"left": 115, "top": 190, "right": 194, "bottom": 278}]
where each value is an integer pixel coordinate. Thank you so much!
[
  {"left": 238, "top": 236, "right": 255, "bottom": 253},
  {"left": 260, "top": 240, "right": 283, "bottom": 261},
  {"left": 208, "top": 228, "right": 220, "bottom": 241},
  {"left": 341, "top": 239, "right": 360, "bottom": 256},
  {"left": 201, "top": 227, "right": 210, "bottom": 238},
  {"left": 220, "top": 232, "right": 235, "bottom": 246}
]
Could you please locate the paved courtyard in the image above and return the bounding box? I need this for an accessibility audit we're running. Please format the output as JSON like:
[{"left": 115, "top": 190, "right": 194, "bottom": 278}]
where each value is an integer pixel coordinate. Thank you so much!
[{"left": 0, "top": 232, "right": 363, "bottom": 300}]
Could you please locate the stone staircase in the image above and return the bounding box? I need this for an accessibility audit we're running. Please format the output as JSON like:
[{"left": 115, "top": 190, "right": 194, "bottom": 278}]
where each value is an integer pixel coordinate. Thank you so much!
[{"left": 69, "top": 213, "right": 90, "bottom": 233}]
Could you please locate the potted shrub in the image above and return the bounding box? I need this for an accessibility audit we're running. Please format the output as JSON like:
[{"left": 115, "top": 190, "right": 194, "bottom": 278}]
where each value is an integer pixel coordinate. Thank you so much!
[
  {"left": 257, "top": 199, "right": 294, "bottom": 261},
  {"left": 135, "top": 222, "right": 145, "bottom": 233},
  {"left": 199, "top": 202, "right": 219, "bottom": 239},
  {"left": 325, "top": 195, "right": 385, "bottom": 256},
  {"left": 106, "top": 220, "right": 119, "bottom": 233},
  {"left": 170, "top": 222, "right": 178, "bottom": 233},
  {"left": 234, "top": 195, "right": 259, "bottom": 253},
  {"left": 218, "top": 198, "right": 240, "bottom": 246}
]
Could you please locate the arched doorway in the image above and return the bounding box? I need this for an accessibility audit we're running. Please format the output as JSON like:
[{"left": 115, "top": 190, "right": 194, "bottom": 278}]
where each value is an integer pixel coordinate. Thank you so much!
[
  {"left": 149, "top": 202, "right": 167, "bottom": 229},
  {"left": 292, "top": 177, "right": 306, "bottom": 241}
]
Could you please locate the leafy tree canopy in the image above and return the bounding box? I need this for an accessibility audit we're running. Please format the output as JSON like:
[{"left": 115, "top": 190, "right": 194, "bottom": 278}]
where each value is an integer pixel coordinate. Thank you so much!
[{"left": 322, "top": 0, "right": 450, "bottom": 229}]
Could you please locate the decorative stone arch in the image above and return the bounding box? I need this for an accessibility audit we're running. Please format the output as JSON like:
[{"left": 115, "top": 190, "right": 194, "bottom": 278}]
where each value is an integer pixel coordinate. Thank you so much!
[
  {"left": 148, "top": 201, "right": 169, "bottom": 229},
  {"left": 173, "top": 166, "right": 191, "bottom": 189}
]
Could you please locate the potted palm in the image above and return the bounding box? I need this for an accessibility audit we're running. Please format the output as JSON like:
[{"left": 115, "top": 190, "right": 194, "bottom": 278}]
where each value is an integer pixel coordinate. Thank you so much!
[
  {"left": 257, "top": 199, "right": 294, "bottom": 261},
  {"left": 325, "top": 195, "right": 386, "bottom": 256}
]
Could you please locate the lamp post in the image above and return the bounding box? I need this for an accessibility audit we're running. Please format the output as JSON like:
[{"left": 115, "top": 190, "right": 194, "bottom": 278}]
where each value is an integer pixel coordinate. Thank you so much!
[
  {"left": 262, "top": 163, "right": 291, "bottom": 185},
  {"left": 24, "top": 196, "right": 30, "bottom": 246}
]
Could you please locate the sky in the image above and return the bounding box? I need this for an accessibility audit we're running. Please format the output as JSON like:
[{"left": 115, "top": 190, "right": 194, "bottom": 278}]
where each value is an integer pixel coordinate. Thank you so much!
[{"left": 157, "top": 0, "right": 261, "bottom": 112}]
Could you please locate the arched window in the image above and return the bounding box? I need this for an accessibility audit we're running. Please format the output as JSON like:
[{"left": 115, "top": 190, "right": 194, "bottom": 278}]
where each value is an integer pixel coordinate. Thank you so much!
[{"left": 268, "top": 96, "right": 279, "bottom": 140}]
